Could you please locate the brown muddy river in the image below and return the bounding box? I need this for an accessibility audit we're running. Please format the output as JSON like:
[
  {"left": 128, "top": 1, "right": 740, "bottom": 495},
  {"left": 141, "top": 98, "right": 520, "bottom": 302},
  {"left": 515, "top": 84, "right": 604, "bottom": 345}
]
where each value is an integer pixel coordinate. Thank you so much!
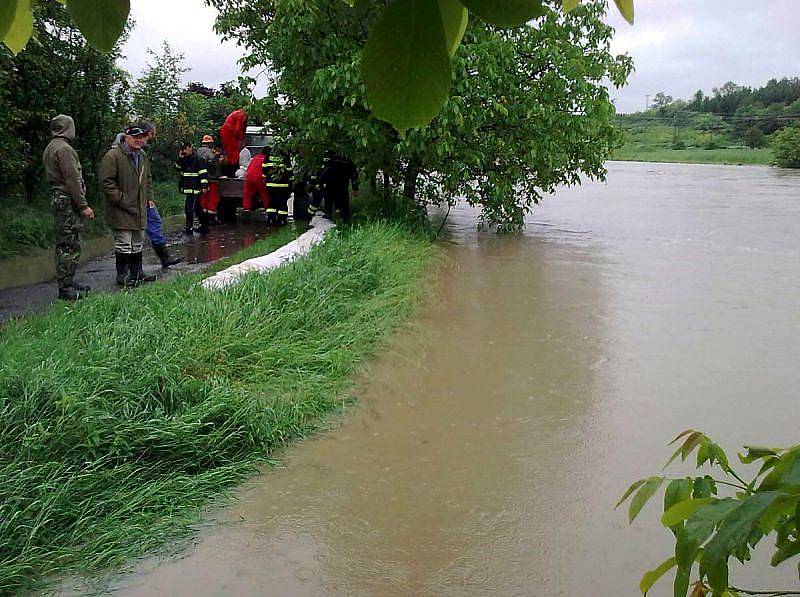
[{"left": 98, "top": 162, "right": 800, "bottom": 596}]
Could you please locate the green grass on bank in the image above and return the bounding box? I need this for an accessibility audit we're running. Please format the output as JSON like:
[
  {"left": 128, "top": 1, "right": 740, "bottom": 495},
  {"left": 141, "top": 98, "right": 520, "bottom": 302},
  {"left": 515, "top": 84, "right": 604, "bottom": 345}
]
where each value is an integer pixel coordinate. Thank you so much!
[
  {"left": 613, "top": 145, "right": 774, "bottom": 166},
  {"left": 0, "top": 181, "right": 184, "bottom": 259},
  {"left": 0, "top": 220, "right": 435, "bottom": 594}
]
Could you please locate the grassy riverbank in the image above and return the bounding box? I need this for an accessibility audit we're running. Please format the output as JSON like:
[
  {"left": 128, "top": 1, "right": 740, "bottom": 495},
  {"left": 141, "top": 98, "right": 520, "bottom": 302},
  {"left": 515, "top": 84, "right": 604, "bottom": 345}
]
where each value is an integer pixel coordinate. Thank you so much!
[
  {"left": 0, "top": 181, "right": 184, "bottom": 258},
  {"left": 612, "top": 145, "right": 773, "bottom": 166},
  {"left": 0, "top": 219, "right": 435, "bottom": 594}
]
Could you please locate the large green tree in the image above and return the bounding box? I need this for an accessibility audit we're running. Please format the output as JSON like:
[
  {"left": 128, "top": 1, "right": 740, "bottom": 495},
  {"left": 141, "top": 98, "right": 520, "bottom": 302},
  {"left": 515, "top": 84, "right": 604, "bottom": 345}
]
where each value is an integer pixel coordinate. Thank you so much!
[
  {"left": 212, "top": 0, "right": 632, "bottom": 229},
  {"left": 3, "top": 0, "right": 635, "bottom": 131},
  {"left": 130, "top": 41, "right": 253, "bottom": 180},
  {"left": 0, "top": 1, "right": 128, "bottom": 202}
]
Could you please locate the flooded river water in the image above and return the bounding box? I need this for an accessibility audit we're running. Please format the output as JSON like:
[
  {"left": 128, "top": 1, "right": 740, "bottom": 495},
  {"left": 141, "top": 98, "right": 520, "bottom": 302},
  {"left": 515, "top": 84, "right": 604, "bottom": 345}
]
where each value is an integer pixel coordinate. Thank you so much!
[{"left": 96, "top": 162, "right": 800, "bottom": 595}]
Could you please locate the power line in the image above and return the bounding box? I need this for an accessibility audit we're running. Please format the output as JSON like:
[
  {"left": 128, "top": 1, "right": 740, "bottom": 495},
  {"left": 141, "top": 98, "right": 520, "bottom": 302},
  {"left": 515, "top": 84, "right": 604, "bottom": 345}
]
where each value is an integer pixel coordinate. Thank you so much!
[{"left": 617, "top": 114, "right": 800, "bottom": 123}]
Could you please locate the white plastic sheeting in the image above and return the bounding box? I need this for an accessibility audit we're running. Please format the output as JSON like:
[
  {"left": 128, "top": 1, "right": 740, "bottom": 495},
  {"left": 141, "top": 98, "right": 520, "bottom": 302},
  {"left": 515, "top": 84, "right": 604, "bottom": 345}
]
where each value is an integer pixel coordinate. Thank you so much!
[{"left": 202, "top": 216, "right": 336, "bottom": 290}]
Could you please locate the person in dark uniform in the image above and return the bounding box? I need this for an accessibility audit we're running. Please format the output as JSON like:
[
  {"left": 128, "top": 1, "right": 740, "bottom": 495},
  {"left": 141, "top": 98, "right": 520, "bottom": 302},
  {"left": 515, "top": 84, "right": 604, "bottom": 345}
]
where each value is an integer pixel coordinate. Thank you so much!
[
  {"left": 319, "top": 153, "right": 359, "bottom": 221},
  {"left": 262, "top": 149, "right": 293, "bottom": 226},
  {"left": 291, "top": 174, "right": 313, "bottom": 222},
  {"left": 176, "top": 142, "right": 210, "bottom": 234}
]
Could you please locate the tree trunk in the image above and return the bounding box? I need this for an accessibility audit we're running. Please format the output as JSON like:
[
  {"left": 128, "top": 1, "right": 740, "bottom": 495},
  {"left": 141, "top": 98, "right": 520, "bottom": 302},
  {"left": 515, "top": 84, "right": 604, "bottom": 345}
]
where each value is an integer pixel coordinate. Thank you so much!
[
  {"left": 382, "top": 171, "right": 391, "bottom": 202},
  {"left": 402, "top": 158, "right": 420, "bottom": 203}
]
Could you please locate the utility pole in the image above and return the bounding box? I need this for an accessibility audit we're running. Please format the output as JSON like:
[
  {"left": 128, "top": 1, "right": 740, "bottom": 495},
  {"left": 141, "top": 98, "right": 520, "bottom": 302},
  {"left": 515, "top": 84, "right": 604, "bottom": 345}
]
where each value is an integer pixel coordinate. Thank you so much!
[
  {"left": 672, "top": 114, "right": 678, "bottom": 147},
  {"left": 645, "top": 94, "right": 650, "bottom": 111}
]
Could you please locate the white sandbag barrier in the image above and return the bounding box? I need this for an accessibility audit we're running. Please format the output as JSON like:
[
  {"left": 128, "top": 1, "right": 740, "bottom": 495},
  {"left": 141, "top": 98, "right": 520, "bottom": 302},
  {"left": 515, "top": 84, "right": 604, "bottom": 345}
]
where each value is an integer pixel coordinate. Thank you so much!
[{"left": 201, "top": 215, "right": 336, "bottom": 290}]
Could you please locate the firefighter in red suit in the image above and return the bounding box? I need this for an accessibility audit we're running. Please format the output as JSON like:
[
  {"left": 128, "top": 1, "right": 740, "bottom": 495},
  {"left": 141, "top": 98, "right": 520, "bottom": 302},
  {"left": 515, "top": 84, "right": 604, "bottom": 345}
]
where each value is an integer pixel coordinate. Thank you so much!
[
  {"left": 219, "top": 108, "right": 248, "bottom": 173},
  {"left": 242, "top": 147, "right": 270, "bottom": 212}
]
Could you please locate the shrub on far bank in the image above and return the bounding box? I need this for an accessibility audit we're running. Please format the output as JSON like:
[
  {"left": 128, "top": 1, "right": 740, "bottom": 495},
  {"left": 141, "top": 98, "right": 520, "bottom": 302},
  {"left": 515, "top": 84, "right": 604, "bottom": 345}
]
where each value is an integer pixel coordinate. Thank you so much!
[
  {"left": 772, "top": 124, "right": 800, "bottom": 168},
  {"left": 743, "top": 126, "right": 767, "bottom": 148}
]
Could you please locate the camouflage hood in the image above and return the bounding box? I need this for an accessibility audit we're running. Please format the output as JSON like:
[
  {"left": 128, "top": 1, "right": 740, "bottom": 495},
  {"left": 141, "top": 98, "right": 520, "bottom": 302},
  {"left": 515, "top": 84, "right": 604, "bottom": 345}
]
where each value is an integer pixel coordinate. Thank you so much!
[{"left": 50, "top": 114, "right": 76, "bottom": 141}]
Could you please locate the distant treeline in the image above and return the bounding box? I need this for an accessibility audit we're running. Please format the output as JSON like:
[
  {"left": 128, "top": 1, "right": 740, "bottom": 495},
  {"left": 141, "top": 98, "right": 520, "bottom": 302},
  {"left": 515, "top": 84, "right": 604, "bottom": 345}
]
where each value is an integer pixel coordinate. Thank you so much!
[
  {"left": 626, "top": 78, "right": 800, "bottom": 136},
  {"left": 687, "top": 77, "right": 800, "bottom": 115},
  {"left": 618, "top": 78, "right": 800, "bottom": 161}
]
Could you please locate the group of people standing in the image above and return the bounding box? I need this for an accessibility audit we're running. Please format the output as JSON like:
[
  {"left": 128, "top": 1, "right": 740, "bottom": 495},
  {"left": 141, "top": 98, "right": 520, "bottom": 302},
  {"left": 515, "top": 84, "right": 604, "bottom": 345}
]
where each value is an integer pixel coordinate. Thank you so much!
[
  {"left": 44, "top": 116, "right": 165, "bottom": 300},
  {"left": 242, "top": 149, "right": 359, "bottom": 226},
  {"left": 42, "top": 110, "right": 360, "bottom": 302}
]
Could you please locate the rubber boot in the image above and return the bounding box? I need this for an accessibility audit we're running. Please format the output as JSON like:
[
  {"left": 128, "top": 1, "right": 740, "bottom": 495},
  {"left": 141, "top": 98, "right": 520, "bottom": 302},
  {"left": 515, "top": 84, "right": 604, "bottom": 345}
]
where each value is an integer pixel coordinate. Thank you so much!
[
  {"left": 115, "top": 252, "right": 130, "bottom": 286},
  {"left": 58, "top": 286, "right": 86, "bottom": 301},
  {"left": 153, "top": 243, "right": 181, "bottom": 268},
  {"left": 127, "top": 252, "right": 157, "bottom": 287}
]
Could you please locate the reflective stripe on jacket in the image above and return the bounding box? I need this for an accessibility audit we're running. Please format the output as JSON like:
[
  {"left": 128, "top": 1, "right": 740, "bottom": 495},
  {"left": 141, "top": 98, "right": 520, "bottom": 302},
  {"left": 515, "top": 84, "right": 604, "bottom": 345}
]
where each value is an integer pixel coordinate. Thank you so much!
[
  {"left": 176, "top": 154, "right": 209, "bottom": 194},
  {"left": 262, "top": 158, "right": 293, "bottom": 188}
]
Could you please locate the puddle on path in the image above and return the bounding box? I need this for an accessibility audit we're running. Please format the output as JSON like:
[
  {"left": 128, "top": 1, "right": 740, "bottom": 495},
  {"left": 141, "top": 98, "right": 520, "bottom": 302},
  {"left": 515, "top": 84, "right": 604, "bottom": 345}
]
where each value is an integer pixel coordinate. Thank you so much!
[{"left": 0, "top": 222, "right": 285, "bottom": 323}]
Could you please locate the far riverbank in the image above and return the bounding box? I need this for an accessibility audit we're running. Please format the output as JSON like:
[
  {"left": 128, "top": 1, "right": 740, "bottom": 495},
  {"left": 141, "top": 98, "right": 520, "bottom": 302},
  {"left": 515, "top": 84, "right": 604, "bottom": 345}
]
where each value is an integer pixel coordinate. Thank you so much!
[{"left": 613, "top": 145, "right": 773, "bottom": 166}]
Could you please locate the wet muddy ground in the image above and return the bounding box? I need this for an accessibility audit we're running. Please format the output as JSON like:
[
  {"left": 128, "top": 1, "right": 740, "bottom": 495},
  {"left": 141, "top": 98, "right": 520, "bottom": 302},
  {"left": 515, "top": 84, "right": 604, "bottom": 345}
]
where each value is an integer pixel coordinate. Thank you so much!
[
  {"left": 47, "top": 162, "right": 800, "bottom": 595},
  {"left": 0, "top": 222, "right": 278, "bottom": 323}
]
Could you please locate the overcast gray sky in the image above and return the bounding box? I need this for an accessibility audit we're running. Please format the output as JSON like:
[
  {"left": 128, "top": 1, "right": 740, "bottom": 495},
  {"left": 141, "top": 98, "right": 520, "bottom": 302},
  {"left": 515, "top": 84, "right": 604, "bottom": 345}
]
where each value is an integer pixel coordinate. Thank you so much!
[
  {"left": 120, "top": 1, "right": 259, "bottom": 92},
  {"left": 120, "top": 0, "right": 800, "bottom": 114},
  {"left": 607, "top": 0, "right": 800, "bottom": 112}
]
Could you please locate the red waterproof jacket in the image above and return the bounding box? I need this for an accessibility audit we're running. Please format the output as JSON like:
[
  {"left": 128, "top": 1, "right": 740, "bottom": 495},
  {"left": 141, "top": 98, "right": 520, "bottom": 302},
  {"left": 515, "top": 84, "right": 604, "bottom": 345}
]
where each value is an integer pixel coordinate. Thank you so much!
[
  {"left": 246, "top": 154, "right": 267, "bottom": 182},
  {"left": 220, "top": 109, "right": 248, "bottom": 165},
  {"left": 222, "top": 109, "right": 247, "bottom": 137}
]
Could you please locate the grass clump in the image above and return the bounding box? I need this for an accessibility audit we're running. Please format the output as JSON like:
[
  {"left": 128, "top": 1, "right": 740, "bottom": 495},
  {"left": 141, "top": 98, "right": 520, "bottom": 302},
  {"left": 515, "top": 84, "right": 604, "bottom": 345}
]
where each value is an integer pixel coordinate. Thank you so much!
[
  {"left": 0, "top": 181, "right": 183, "bottom": 259},
  {"left": 0, "top": 220, "right": 435, "bottom": 594}
]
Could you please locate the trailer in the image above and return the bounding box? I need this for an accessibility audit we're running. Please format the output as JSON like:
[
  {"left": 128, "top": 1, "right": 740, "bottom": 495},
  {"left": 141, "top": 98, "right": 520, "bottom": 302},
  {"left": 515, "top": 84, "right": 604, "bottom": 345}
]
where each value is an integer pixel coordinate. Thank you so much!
[{"left": 209, "top": 125, "right": 274, "bottom": 222}]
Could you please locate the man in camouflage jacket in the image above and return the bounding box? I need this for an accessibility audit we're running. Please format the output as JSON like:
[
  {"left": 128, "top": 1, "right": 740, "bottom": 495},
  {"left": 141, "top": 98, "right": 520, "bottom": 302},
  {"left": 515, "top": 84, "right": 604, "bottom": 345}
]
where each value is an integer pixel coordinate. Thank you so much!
[{"left": 42, "top": 114, "right": 95, "bottom": 301}]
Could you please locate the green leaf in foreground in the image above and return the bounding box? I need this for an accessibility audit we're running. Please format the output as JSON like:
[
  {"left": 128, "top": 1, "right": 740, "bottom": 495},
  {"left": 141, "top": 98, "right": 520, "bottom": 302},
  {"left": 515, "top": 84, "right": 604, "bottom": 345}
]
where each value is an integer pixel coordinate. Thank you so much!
[
  {"left": 562, "top": 0, "right": 579, "bottom": 12},
  {"left": 771, "top": 539, "right": 800, "bottom": 567},
  {"left": 362, "top": 0, "right": 452, "bottom": 132},
  {"left": 737, "top": 445, "right": 778, "bottom": 464},
  {"left": 685, "top": 499, "right": 739, "bottom": 545},
  {"left": 629, "top": 477, "right": 664, "bottom": 524},
  {"left": 616, "top": 478, "right": 646, "bottom": 509},
  {"left": 703, "top": 492, "right": 781, "bottom": 567},
  {"left": 459, "top": 0, "right": 546, "bottom": 27},
  {"left": 66, "top": 0, "right": 130, "bottom": 53},
  {"left": 639, "top": 556, "right": 676, "bottom": 595},
  {"left": 614, "top": 0, "right": 634, "bottom": 24},
  {"left": 2, "top": 0, "right": 32, "bottom": 55},
  {"left": 662, "top": 498, "right": 713, "bottom": 528},
  {"left": 438, "top": 0, "right": 469, "bottom": 58},
  {"left": 0, "top": 0, "right": 18, "bottom": 41}
]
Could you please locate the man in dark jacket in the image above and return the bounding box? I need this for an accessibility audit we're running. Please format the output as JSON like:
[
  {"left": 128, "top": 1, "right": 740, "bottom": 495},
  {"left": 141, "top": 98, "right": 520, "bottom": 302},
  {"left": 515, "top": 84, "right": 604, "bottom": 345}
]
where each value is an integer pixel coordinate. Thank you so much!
[
  {"left": 99, "top": 124, "right": 157, "bottom": 287},
  {"left": 111, "top": 123, "right": 180, "bottom": 268},
  {"left": 42, "top": 114, "right": 95, "bottom": 300},
  {"left": 319, "top": 153, "right": 359, "bottom": 221},
  {"left": 176, "top": 141, "right": 210, "bottom": 234}
]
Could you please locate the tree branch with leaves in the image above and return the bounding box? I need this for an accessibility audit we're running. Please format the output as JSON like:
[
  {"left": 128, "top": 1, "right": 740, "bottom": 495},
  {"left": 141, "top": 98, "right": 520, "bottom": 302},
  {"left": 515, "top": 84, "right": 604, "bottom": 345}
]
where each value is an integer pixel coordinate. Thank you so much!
[
  {"left": 3, "top": 0, "right": 634, "bottom": 133},
  {"left": 618, "top": 431, "right": 800, "bottom": 597}
]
